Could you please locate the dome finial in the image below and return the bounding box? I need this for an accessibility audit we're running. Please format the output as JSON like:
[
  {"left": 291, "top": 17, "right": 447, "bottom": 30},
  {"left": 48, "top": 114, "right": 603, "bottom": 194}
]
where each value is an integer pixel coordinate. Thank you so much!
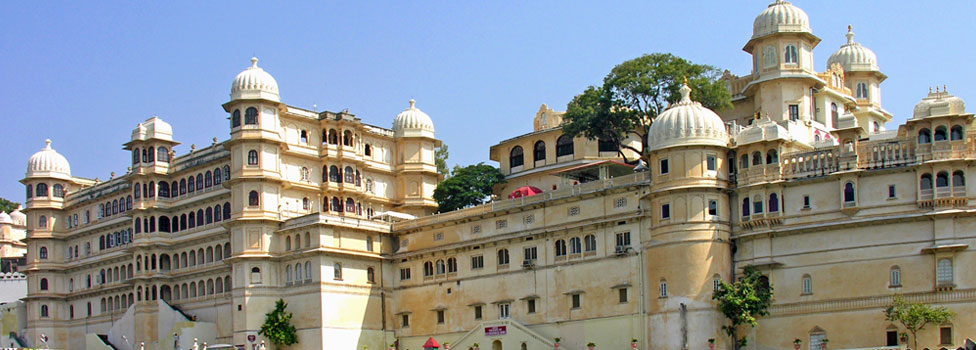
[
  {"left": 44, "top": 139, "right": 52, "bottom": 150},
  {"left": 409, "top": 99, "right": 416, "bottom": 109},
  {"left": 845, "top": 25, "right": 855, "bottom": 44},
  {"left": 250, "top": 57, "right": 259, "bottom": 68},
  {"left": 679, "top": 79, "right": 692, "bottom": 103}
]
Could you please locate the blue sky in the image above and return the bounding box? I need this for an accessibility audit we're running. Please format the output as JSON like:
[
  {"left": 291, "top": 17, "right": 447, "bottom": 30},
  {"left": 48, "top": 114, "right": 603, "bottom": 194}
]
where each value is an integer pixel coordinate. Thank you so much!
[{"left": 1, "top": 1, "right": 974, "bottom": 205}]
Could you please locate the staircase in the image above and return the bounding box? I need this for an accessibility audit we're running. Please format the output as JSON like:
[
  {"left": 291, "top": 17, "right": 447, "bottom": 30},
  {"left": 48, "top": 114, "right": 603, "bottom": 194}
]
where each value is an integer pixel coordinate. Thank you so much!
[
  {"left": 450, "top": 319, "right": 555, "bottom": 350},
  {"left": 8, "top": 332, "right": 27, "bottom": 348},
  {"left": 97, "top": 334, "right": 120, "bottom": 350}
]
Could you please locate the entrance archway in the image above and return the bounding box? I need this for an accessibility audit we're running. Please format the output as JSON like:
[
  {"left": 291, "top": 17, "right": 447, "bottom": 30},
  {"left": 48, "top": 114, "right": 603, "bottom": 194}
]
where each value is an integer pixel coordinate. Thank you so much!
[{"left": 493, "top": 340, "right": 502, "bottom": 350}]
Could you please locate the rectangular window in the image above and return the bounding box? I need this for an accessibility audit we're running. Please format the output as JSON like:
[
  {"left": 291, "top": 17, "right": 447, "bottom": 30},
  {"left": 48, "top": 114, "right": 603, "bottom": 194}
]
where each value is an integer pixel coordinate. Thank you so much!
[
  {"left": 615, "top": 232, "right": 631, "bottom": 248},
  {"left": 498, "top": 303, "right": 510, "bottom": 319},
  {"left": 619, "top": 288, "right": 629, "bottom": 303},
  {"left": 753, "top": 200, "right": 763, "bottom": 214},
  {"left": 888, "top": 185, "right": 896, "bottom": 198},
  {"left": 661, "top": 204, "right": 670, "bottom": 219},
  {"left": 437, "top": 310, "right": 445, "bottom": 324},
  {"left": 708, "top": 200, "right": 718, "bottom": 216},
  {"left": 527, "top": 299, "right": 536, "bottom": 314},
  {"left": 706, "top": 155, "right": 716, "bottom": 171},
  {"left": 571, "top": 294, "right": 581, "bottom": 309},
  {"left": 789, "top": 104, "right": 799, "bottom": 122},
  {"left": 803, "top": 195, "right": 811, "bottom": 208},
  {"left": 471, "top": 255, "right": 484, "bottom": 269},
  {"left": 940, "top": 327, "right": 952, "bottom": 345},
  {"left": 524, "top": 247, "right": 537, "bottom": 262},
  {"left": 660, "top": 159, "right": 669, "bottom": 174},
  {"left": 809, "top": 334, "right": 825, "bottom": 350},
  {"left": 474, "top": 305, "right": 482, "bottom": 320},
  {"left": 399, "top": 268, "right": 411, "bottom": 280},
  {"left": 886, "top": 331, "right": 898, "bottom": 347},
  {"left": 401, "top": 314, "right": 409, "bottom": 327}
]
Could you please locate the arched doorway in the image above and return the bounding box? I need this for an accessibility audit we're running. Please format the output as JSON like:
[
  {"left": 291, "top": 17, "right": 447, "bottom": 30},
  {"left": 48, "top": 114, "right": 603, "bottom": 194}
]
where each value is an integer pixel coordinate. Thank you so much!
[{"left": 493, "top": 340, "right": 502, "bottom": 350}]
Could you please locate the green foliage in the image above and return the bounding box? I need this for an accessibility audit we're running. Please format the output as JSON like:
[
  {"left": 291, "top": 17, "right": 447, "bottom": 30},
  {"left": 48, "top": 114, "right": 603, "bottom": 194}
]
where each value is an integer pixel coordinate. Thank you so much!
[
  {"left": 712, "top": 266, "right": 773, "bottom": 349},
  {"left": 433, "top": 163, "right": 506, "bottom": 213},
  {"left": 884, "top": 295, "right": 953, "bottom": 350},
  {"left": 435, "top": 144, "right": 450, "bottom": 176},
  {"left": 0, "top": 197, "right": 19, "bottom": 214},
  {"left": 259, "top": 299, "right": 298, "bottom": 346},
  {"left": 563, "top": 53, "right": 732, "bottom": 162}
]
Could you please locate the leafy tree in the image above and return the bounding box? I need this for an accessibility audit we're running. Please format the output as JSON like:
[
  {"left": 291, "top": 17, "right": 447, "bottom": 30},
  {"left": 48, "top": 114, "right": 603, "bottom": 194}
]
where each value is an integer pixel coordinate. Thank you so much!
[
  {"left": 433, "top": 163, "right": 506, "bottom": 213},
  {"left": 563, "top": 53, "right": 732, "bottom": 163},
  {"left": 884, "top": 295, "right": 953, "bottom": 350},
  {"left": 435, "top": 144, "right": 450, "bottom": 176},
  {"left": 0, "top": 197, "right": 19, "bottom": 214},
  {"left": 712, "top": 265, "right": 773, "bottom": 349},
  {"left": 259, "top": 299, "right": 298, "bottom": 346}
]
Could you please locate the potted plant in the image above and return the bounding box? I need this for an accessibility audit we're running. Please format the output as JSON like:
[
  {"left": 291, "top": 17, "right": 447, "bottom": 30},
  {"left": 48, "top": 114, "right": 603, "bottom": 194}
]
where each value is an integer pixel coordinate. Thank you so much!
[
  {"left": 390, "top": 344, "right": 397, "bottom": 350},
  {"left": 631, "top": 338, "right": 639, "bottom": 350},
  {"left": 708, "top": 338, "right": 716, "bottom": 350},
  {"left": 553, "top": 338, "right": 561, "bottom": 350},
  {"left": 444, "top": 343, "right": 450, "bottom": 350},
  {"left": 587, "top": 342, "right": 596, "bottom": 350},
  {"left": 793, "top": 339, "right": 802, "bottom": 350},
  {"left": 899, "top": 333, "right": 908, "bottom": 344},
  {"left": 473, "top": 343, "right": 480, "bottom": 350},
  {"left": 820, "top": 339, "right": 829, "bottom": 350}
]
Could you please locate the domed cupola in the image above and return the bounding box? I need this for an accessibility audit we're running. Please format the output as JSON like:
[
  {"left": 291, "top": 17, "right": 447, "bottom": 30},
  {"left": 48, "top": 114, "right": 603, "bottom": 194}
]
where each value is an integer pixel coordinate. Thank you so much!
[
  {"left": 26, "top": 139, "right": 71, "bottom": 179},
  {"left": 230, "top": 57, "right": 280, "bottom": 102},
  {"left": 752, "top": 0, "right": 812, "bottom": 39},
  {"left": 827, "top": 26, "right": 879, "bottom": 72},
  {"left": 647, "top": 83, "right": 729, "bottom": 151},
  {"left": 392, "top": 99, "right": 436, "bottom": 138},
  {"left": 9, "top": 208, "right": 26, "bottom": 226},
  {"left": 913, "top": 87, "right": 966, "bottom": 119},
  {"left": 131, "top": 116, "right": 174, "bottom": 142},
  {"left": 0, "top": 212, "right": 11, "bottom": 225}
]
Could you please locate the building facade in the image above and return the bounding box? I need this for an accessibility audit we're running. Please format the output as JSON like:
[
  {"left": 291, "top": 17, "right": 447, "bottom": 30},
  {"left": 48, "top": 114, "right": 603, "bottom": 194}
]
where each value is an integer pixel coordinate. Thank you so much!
[{"left": 18, "top": 1, "right": 976, "bottom": 350}]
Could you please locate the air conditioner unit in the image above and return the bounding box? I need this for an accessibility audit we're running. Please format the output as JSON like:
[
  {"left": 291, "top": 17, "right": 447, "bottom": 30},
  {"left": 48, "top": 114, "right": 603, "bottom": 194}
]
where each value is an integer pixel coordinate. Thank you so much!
[
  {"left": 521, "top": 260, "right": 535, "bottom": 268},
  {"left": 615, "top": 246, "right": 630, "bottom": 255}
]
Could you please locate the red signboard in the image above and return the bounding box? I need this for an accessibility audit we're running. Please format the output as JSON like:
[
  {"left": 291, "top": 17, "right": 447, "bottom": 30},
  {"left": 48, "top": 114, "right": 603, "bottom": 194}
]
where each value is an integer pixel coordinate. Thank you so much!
[
  {"left": 485, "top": 326, "right": 507, "bottom": 336},
  {"left": 248, "top": 335, "right": 257, "bottom": 342}
]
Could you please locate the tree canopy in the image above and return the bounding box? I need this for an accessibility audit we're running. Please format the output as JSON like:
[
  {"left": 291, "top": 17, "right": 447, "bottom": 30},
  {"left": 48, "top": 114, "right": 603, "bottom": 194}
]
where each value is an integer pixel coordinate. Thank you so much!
[
  {"left": 884, "top": 295, "right": 953, "bottom": 350},
  {"left": 433, "top": 163, "right": 506, "bottom": 213},
  {"left": 712, "top": 265, "right": 773, "bottom": 349},
  {"left": 435, "top": 144, "right": 450, "bottom": 176},
  {"left": 259, "top": 299, "right": 298, "bottom": 346},
  {"left": 0, "top": 197, "right": 19, "bottom": 214},
  {"left": 563, "top": 53, "right": 732, "bottom": 163}
]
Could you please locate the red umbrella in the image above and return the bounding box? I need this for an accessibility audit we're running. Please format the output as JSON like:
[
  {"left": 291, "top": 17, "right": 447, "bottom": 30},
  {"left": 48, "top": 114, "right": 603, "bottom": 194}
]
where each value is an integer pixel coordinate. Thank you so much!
[
  {"left": 509, "top": 186, "right": 544, "bottom": 199},
  {"left": 423, "top": 337, "right": 441, "bottom": 350}
]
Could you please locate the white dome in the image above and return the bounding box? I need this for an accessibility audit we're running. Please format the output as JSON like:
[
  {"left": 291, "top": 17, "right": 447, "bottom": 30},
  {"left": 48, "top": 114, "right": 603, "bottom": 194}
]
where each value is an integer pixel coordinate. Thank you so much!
[
  {"left": 393, "top": 99, "right": 436, "bottom": 138},
  {"left": 230, "top": 57, "right": 280, "bottom": 102},
  {"left": 9, "top": 209, "right": 25, "bottom": 226},
  {"left": 752, "top": 0, "right": 812, "bottom": 39},
  {"left": 131, "top": 116, "right": 174, "bottom": 142},
  {"left": 648, "top": 84, "right": 729, "bottom": 151},
  {"left": 26, "top": 139, "right": 71, "bottom": 179},
  {"left": 827, "top": 27, "right": 879, "bottom": 72},
  {"left": 0, "top": 212, "right": 11, "bottom": 225},
  {"left": 913, "top": 88, "right": 966, "bottom": 119}
]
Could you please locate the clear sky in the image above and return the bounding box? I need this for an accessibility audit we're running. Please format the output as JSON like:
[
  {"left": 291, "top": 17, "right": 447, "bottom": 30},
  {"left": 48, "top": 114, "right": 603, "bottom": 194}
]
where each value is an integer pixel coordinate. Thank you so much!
[{"left": 1, "top": 1, "right": 974, "bottom": 205}]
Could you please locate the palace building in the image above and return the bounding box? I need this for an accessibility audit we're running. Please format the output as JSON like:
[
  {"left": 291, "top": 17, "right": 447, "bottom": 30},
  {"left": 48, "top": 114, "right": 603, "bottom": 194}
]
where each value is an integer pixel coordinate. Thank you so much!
[{"left": 17, "top": 1, "right": 976, "bottom": 350}]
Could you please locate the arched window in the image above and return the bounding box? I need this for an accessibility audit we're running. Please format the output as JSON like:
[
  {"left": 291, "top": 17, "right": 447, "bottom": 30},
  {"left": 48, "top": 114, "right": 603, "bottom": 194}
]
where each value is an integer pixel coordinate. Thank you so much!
[
  {"left": 844, "top": 182, "right": 856, "bottom": 203},
  {"left": 344, "top": 166, "right": 355, "bottom": 183},
  {"left": 248, "top": 191, "right": 259, "bottom": 206},
  {"left": 148, "top": 146, "right": 155, "bottom": 162},
  {"left": 26, "top": 184, "right": 32, "bottom": 199},
  {"left": 921, "top": 173, "right": 933, "bottom": 190},
  {"left": 299, "top": 130, "right": 308, "bottom": 144},
  {"left": 214, "top": 168, "right": 222, "bottom": 185},
  {"left": 556, "top": 135, "right": 574, "bottom": 157},
  {"left": 801, "top": 274, "right": 813, "bottom": 294},
  {"left": 742, "top": 198, "right": 750, "bottom": 217},
  {"left": 935, "top": 126, "right": 948, "bottom": 141},
  {"left": 951, "top": 125, "right": 964, "bottom": 141},
  {"left": 126, "top": 196, "right": 132, "bottom": 210},
  {"left": 329, "top": 166, "right": 340, "bottom": 183},
  {"left": 195, "top": 174, "right": 203, "bottom": 191},
  {"left": 784, "top": 44, "right": 798, "bottom": 64},
  {"left": 355, "top": 170, "right": 361, "bottom": 187},
  {"left": 739, "top": 155, "right": 749, "bottom": 169},
  {"left": 510, "top": 146, "right": 524, "bottom": 168},
  {"left": 299, "top": 167, "right": 310, "bottom": 182},
  {"left": 205, "top": 171, "right": 212, "bottom": 188},
  {"left": 36, "top": 183, "right": 48, "bottom": 197},
  {"left": 890, "top": 266, "right": 902, "bottom": 287},
  {"left": 447, "top": 257, "right": 457, "bottom": 273},
  {"left": 40, "top": 278, "right": 48, "bottom": 290},
  {"left": 186, "top": 177, "right": 195, "bottom": 193},
  {"left": 158, "top": 182, "right": 170, "bottom": 198},
  {"left": 232, "top": 109, "right": 241, "bottom": 127},
  {"left": 223, "top": 165, "right": 230, "bottom": 181},
  {"left": 918, "top": 129, "right": 932, "bottom": 144},
  {"left": 569, "top": 237, "right": 582, "bottom": 254},
  {"left": 38, "top": 215, "right": 47, "bottom": 229},
  {"left": 302, "top": 197, "right": 310, "bottom": 211},
  {"left": 113, "top": 200, "right": 119, "bottom": 214},
  {"left": 223, "top": 202, "right": 231, "bottom": 220},
  {"left": 331, "top": 197, "right": 341, "bottom": 212},
  {"left": 157, "top": 147, "right": 169, "bottom": 163},
  {"left": 769, "top": 193, "right": 779, "bottom": 212},
  {"left": 936, "top": 172, "right": 949, "bottom": 188},
  {"left": 328, "top": 129, "right": 338, "bottom": 145},
  {"left": 53, "top": 184, "right": 65, "bottom": 198},
  {"left": 188, "top": 212, "right": 196, "bottom": 229},
  {"left": 555, "top": 239, "right": 567, "bottom": 257},
  {"left": 285, "top": 264, "right": 293, "bottom": 283},
  {"left": 305, "top": 232, "right": 310, "bottom": 248},
  {"left": 831, "top": 103, "right": 839, "bottom": 127},
  {"left": 343, "top": 130, "right": 353, "bottom": 146},
  {"left": 532, "top": 141, "right": 547, "bottom": 163},
  {"left": 423, "top": 261, "right": 434, "bottom": 277},
  {"left": 367, "top": 267, "right": 375, "bottom": 283},
  {"left": 247, "top": 150, "right": 258, "bottom": 165},
  {"left": 936, "top": 258, "right": 953, "bottom": 284},
  {"left": 766, "top": 150, "right": 778, "bottom": 164},
  {"left": 953, "top": 171, "right": 965, "bottom": 188},
  {"left": 873, "top": 121, "right": 880, "bottom": 133},
  {"left": 334, "top": 263, "right": 342, "bottom": 280},
  {"left": 366, "top": 236, "right": 373, "bottom": 251},
  {"left": 250, "top": 267, "right": 261, "bottom": 284},
  {"left": 856, "top": 83, "right": 868, "bottom": 99},
  {"left": 132, "top": 148, "right": 140, "bottom": 165},
  {"left": 40, "top": 305, "right": 49, "bottom": 318},
  {"left": 364, "top": 144, "right": 372, "bottom": 156},
  {"left": 244, "top": 107, "right": 258, "bottom": 125},
  {"left": 346, "top": 198, "right": 355, "bottom": 212},
  {"left": 205, "top": 207, "right": 213, "bottom": 224},
  {"left": 39, "top": 246, "right": 48, "bottom": 259},
  {"left": 435, "top": 260, "right": 445, "bottom": 275},
  {"left": 659, "top": 279, "right": 668, "bottom": 298},
  {"left": 497, "top": 249, "right": 510, "bottom": 265},
  {"left": 713, "top": 274, "right": 722, "bottom": 292},
  {"left": 752, "top": 151, "right": 762, "bottom": 166},
  {"left": 584, "top": 234, "right": 596, "bottom": 252}
]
